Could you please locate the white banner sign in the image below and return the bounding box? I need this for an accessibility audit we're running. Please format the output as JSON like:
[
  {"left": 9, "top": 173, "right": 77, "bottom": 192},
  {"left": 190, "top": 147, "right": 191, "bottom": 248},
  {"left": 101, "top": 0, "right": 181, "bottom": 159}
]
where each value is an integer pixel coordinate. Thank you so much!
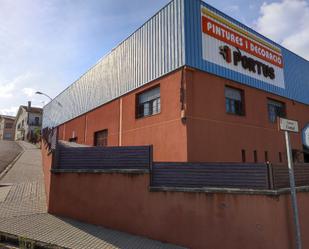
[{"left": 201, "top": 6, "right": 285, "bottom": 89}]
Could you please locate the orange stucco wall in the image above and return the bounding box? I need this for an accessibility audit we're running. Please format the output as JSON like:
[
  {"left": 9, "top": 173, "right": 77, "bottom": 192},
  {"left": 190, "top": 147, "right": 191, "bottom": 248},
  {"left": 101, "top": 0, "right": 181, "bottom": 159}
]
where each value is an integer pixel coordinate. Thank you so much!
[
  {"left": 47, "top": 171, "right": 309, "bottom": 249},
  {"left": 57, "top": 69, "right": 187, "bottom": 162},
  {"left": 185, "top": 69, "right": 309, "bottom": 163},
  {"left": 55, "top": 67, "right": 309, "bottom": 163},
  {"left": 41, "top": 143, "right": 52, "bottom": 205}
]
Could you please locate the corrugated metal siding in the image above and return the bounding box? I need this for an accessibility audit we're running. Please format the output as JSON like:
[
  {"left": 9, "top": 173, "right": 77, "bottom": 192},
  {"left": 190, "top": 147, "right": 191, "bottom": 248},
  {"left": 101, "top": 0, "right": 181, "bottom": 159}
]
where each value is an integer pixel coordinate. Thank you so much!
[
  {"left": 271, "top": 164, "right": 309, "bottom": 189},
  {"left": 44, "top": 0, "right": 309, "bottom": 128},
  {"left": 151, "top": 162, "right": 270, "bottom": 189},
  {"left": 184, "top": 0, "right": 309, "bottom": 105},
  {"left": 43, "top": 0, "right": 185, "bottom": 128},
  {"left": 57, "top": 143, "right": 151, "bottom": 170}
]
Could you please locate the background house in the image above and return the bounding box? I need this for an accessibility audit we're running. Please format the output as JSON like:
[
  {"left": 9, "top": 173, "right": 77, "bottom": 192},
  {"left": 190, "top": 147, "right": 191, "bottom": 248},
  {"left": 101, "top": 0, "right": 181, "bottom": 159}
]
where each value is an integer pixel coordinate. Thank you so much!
[
  {"left": 0, "top": 115, "right": 15, "bottom": 141},
  {"left": 15, "top": 101, "right": 43, "bottom": 142}
]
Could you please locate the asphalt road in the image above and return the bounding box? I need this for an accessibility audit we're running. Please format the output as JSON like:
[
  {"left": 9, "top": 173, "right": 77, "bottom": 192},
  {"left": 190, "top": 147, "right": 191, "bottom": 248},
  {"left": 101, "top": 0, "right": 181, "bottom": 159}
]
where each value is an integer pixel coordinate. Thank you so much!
[{"left": 0, "top": 141, "right": 22, "bottom": 175}]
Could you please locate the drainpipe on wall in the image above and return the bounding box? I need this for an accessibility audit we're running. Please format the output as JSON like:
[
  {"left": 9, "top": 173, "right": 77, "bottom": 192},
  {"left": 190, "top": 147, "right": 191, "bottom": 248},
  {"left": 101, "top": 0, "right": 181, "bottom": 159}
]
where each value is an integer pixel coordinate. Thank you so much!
[
  {"left": 63, "top": 123, "right": 66, "bottom": 141},
  {"left": 119, "top": 98, "right": 123, "bottom": 146},
  {"left": 84, "top": 115, "right": 88, "bottom": 144},
  {"left": 180, "top": 67, "right": 187, "bottom": 124}
]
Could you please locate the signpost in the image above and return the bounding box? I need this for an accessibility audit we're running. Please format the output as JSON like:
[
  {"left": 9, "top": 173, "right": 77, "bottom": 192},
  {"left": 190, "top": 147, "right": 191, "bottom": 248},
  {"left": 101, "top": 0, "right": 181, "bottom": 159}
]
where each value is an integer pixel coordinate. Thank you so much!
[{"left": 279, "top": 118, "right": 302, "bottom": 249}]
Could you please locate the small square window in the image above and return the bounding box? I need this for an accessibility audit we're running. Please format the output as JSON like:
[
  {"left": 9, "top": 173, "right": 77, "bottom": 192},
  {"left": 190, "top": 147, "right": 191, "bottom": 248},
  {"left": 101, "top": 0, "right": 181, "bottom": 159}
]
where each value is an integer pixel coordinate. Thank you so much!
[
  {"left": 136, "top": 86, "right": 160, "bottom": 118},
  {"left": 94, "top": 129, "right": 108, "bottom": 147},
  {"left": 267, "top": 99, "right": 286, "bottom": 123},
  {"left": 225, "top": 86, "right": 244, "bottom": 116}
]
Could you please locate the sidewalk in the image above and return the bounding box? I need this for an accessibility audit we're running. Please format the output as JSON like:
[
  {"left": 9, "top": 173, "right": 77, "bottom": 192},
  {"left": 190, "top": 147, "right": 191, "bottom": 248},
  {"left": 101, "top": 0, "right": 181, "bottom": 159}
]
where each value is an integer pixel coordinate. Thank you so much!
[{"left": 0, "top": 141, "right": 185, "bottom": 249}]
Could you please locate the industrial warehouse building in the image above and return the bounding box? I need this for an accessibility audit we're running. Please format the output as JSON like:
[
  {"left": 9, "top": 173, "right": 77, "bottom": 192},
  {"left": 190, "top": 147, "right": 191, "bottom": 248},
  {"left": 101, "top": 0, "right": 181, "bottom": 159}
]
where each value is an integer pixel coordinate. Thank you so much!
[{"left": 43, "top": 0, "right": 309, "bottom": 163}]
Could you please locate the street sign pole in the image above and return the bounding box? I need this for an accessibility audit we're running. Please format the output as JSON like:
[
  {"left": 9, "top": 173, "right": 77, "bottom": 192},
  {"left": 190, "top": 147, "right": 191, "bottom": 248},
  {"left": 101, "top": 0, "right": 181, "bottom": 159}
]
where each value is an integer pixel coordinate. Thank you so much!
[{"left": 280, "top": 118, "right": 302, "bottom": 249}]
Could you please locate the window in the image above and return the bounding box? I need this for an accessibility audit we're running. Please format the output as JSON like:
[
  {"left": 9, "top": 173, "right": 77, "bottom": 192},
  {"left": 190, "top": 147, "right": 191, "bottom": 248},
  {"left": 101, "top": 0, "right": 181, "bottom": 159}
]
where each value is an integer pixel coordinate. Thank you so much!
[
  {"left": 264, "top": 151, "right": 269, "bottom": 162},
  {"left": 5, "top": 122, "right": 13, "bottom": 129},
  {"left": 241, "top": 149, "right": 246, "bottom": 163},
  {"left": 4, "top": 133, "right": 12, "bottom": 139},
  {"left": 69, "top": 137, "right": 78, "bottom": 143},
  {"left": 34, "top": 117, "right": 40, "bottom": 126},
  {"left": 253, "top": 150, "right": 258, "bottom": 163},
  {"left": 225, "top": 86, "right": 244, "bottom": 115},
  {"left": 94, "top": 129, "right": 108, "bottom": 147},
  {"left": 267, "top": 99, "right": 286, "bottom": 123},
  {"left": 136, "top": 86, "right": 160, "bottom": 118},
  {"left": 279, "top": 152, "right": 283, "bottom": 163}
]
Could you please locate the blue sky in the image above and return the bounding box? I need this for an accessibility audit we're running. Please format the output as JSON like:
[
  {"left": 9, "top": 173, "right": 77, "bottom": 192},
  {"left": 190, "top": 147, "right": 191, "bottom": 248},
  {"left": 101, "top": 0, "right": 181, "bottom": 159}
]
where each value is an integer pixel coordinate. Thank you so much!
[{"left": 0, "top": 0, "right": 308, "bottom": 116}]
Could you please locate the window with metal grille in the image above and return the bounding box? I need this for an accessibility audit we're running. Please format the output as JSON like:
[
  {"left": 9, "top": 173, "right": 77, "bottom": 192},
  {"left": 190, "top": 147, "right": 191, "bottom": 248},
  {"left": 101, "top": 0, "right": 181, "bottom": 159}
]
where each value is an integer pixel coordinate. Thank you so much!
[
  {"left": 136, "top": 86, "right": 160, "bottom": 118},
  {"left": 267, "top": 99, "right": 286, "bottom": 123},
  {"left": 5, "top": 122, "right": 13, "bottom": 129},
  {"left": 94, "top": 129, "right": 108, "bottom": 147},
  {"left": 225, "top": 86, "right": 244, "bottom": 115}
]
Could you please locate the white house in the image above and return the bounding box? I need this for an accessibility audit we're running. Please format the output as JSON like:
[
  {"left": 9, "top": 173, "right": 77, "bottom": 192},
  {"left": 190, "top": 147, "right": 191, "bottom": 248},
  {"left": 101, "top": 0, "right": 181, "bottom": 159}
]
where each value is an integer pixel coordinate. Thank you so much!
[{"left": 15, "top": 102, "right": 43, "bottom": 142}]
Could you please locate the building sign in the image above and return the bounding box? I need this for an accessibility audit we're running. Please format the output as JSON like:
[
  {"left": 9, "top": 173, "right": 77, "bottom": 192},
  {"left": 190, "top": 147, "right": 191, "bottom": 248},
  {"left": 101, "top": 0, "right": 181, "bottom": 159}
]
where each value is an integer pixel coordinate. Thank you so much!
[
  {"left": 302, "top": 124, "right": 309, "bottom": 148},
  {"left": 219, "top": 45, "right": 275, "bottom": 79},
  {"left": 201, "top": 6, "right": 285, "bottom": 88},
  {"left": 279, "top": 118, "right": 299, "bottom": 133}
]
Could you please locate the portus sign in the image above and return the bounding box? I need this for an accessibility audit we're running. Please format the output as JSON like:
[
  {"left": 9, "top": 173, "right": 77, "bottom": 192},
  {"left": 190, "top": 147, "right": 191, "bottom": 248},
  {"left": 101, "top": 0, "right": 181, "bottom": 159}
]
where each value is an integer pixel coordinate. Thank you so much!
[
  {"left": 201, "top": 5, "right": 285, "bottom": 89},
  {"left": 219, "top": 45, "right": 275, "bottom": 80}
]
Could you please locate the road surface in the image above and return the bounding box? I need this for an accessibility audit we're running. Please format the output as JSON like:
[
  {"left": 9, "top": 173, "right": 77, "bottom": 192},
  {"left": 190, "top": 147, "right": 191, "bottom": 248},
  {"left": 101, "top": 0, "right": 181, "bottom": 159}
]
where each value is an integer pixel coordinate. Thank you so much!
[{"left": 0, "top": 141, "right": 22, "bottom": 175}]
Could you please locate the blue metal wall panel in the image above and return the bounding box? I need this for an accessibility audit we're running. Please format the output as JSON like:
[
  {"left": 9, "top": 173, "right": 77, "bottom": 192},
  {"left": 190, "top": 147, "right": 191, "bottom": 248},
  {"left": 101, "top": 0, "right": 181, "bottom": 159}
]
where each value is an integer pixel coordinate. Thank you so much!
[
  {"left": 43, "top": 0, "right": 185, "bottom": 128},
  {"left": 184, "top": 0, "right": 309, "bottom": 105}
]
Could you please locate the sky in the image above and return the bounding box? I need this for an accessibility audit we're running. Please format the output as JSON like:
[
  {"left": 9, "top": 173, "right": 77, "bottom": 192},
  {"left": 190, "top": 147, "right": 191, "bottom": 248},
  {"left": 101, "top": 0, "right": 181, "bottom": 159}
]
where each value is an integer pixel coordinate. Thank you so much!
[{"left": 0, "top": 0, "right": 308, "bottom": 116}]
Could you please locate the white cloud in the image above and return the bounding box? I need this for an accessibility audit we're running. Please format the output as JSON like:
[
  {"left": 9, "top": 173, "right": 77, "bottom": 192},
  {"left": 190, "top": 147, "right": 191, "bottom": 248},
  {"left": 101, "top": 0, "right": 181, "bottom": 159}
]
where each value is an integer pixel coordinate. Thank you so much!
[
  {"left": 0, "top": 83, "right": 15, "bottom": 98},
  {"left": 0, "top": 0, "right": 171, "bottom": 118},
  {"left": 0, "top": 106, "right": 18, "bottom": 116},
  {"left": 255, "top": 0, "right": 309, "bottom": 59},
  {"left": 22, "top": 88, "right": 36, "bottom": 97}
]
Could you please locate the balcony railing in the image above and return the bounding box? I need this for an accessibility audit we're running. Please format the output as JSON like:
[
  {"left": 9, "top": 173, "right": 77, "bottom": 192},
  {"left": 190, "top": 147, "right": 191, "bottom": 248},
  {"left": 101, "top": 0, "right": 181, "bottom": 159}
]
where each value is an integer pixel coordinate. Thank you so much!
[{"left": 29, "top": 122, "right": 42, "bottom": 126}]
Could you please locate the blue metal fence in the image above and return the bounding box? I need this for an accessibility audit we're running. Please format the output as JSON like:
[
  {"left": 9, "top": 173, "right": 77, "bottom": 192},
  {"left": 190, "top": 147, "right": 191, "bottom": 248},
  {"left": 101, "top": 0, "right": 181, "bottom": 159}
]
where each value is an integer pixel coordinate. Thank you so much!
[
  {"left": 151, "top": 162, "right": 270, "bottom": 189},
  {"left": 56, "top": 141, "right": 152, "bottom": 170}
]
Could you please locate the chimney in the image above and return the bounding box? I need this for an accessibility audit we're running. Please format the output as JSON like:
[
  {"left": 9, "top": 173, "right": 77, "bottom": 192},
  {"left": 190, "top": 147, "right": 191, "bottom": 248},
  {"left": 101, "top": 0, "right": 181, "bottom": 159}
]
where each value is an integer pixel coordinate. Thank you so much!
[{"left": 28, "top": 101, "right": 31, "bottom": 110}]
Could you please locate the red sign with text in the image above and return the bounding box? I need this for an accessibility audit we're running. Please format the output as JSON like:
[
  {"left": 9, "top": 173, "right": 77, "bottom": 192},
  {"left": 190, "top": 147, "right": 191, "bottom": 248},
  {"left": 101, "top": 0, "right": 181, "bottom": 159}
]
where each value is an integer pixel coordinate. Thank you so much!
[{"left": 202, "top": 16, "right": 283, "bottom": 68}]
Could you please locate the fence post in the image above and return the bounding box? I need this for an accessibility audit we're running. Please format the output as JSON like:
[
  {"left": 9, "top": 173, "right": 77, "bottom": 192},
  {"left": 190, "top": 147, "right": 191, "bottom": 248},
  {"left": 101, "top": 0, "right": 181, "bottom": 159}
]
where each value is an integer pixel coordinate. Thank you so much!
[
  {"left": 51, "top": 128, "right": 60, "bottom": 169},
  {"left": 149, "top": 145, "right": 153, "bottom": 186},
  {"left": 51, "top": 145, "right": 59, "bottom": 169},
  {"left": 267, "top": 162, "right": 274, "bottom": 190}
]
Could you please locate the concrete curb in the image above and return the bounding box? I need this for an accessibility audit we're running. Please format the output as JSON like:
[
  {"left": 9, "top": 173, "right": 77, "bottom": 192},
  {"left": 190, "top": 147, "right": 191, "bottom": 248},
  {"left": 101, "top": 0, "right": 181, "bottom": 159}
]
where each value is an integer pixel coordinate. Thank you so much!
[
  {"left": 150, "top": 185, "right": 309, "bottom": 196},
  {"left": 0, "top": 146, "right": 24, "bottom": 181},
  {"left": 0, "top": 231, "right": 68, "bottom": 249}
]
